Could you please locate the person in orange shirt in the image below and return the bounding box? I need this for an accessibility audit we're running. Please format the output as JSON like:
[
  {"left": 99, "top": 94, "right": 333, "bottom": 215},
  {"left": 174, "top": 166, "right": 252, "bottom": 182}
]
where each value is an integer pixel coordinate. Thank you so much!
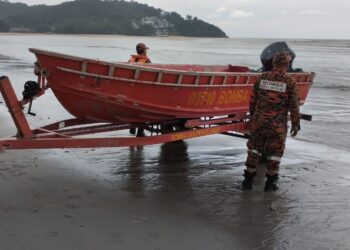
[
  {"left": 128, "top": 43, "right": 151, "bottom": 63},
  {"left": 128, "top": 43, "right": 151, "bottom": 137}
]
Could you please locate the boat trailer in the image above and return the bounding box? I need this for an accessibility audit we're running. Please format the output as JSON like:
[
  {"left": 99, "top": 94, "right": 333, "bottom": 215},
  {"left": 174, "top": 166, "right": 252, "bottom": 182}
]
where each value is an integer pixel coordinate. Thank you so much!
[{"left": 0, "top": 76, "right": 253, "bottom": 151}]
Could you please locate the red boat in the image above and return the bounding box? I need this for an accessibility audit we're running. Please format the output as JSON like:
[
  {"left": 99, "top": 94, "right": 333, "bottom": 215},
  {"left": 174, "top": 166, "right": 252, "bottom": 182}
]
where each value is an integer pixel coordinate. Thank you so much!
[
  {"left": 29, "top": 48, "right": 314, "bottom": 123},
  {"left": 0, "top": 48, "right": 314, "bottom": 150}
]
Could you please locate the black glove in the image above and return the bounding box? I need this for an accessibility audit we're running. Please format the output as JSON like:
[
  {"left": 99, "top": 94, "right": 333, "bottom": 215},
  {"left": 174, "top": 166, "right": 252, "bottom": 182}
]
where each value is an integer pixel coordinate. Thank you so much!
[{"left": 290, "top": 124, "right": 300, "bottom": 137}]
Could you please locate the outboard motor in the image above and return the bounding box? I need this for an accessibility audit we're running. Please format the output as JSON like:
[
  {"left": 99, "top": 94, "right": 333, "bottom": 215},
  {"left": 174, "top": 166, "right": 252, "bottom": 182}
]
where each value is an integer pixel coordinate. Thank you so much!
[
  {"left": 22, "top": 80, "right": 41, "bottom": 116},
  {"left": 22, "top": 81, "right": 40, "bottom": 100},
  {"left": 259, "top": 42, "right": 302, "bottom": 72}
]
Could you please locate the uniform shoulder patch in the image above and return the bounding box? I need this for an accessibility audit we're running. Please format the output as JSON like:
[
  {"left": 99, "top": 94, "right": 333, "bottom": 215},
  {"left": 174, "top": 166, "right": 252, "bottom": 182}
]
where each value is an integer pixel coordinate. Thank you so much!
[{"left": 259, "top": 79, "right": 287, "bottom": 93}]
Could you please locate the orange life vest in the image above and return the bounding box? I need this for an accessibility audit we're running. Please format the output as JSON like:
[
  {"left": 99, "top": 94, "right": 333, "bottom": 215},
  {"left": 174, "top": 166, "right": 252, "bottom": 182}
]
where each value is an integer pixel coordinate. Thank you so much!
[{"left": 128, "top": 55, "right": 151, "bottom": 64}]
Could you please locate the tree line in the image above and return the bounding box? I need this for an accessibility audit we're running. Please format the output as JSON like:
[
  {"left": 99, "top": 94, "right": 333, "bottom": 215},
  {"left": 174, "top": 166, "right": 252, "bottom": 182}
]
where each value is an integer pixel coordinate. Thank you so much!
[{"left": 0, "top": 0, "right": 227, "bottom": 38}]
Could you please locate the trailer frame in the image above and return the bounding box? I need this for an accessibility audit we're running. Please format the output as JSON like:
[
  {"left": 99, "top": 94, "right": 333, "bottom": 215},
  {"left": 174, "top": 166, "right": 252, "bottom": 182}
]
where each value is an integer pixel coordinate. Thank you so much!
[{"left": 0, "top": 76, "right": 250, "bottom": 151}]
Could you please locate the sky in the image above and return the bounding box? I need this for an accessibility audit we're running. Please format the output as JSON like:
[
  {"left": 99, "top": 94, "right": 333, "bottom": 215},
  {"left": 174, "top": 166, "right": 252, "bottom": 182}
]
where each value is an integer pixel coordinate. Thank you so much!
[{"left": 7, "top": 0, "right": 350, "bottom": 39}]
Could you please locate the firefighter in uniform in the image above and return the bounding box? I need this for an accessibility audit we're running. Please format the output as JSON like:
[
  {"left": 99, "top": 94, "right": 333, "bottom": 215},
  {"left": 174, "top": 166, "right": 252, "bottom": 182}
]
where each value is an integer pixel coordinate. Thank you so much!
[
  {"left": 128, "top": 43, "right": 151, "bottom": 137},
  {"left": 242, "top": 51, "right": 300, "bottom": 191}
]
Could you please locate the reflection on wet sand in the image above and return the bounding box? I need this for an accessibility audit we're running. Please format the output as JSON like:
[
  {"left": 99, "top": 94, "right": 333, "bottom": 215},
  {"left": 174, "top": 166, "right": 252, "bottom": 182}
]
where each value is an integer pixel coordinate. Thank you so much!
[
  {"left": 125, "top": 146, "right": 145, "bottom": 194},
  {"left": 122, "top": 141, "right": 192, "bottom": 195},
  {"left": 157, "top": 141, "right": 191, "bottom": 193},
  {"left": 229, "top": 192, "right": 289, "bottom": 249},
  {"left": 115, "top": 140, "right": 291, "bottom": 249}
]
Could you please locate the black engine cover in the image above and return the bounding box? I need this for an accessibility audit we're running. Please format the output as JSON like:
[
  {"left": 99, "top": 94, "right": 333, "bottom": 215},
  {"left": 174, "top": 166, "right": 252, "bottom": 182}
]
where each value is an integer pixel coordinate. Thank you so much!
[{"left": 260, "top": 42, "right": 298, "bottom": 72}]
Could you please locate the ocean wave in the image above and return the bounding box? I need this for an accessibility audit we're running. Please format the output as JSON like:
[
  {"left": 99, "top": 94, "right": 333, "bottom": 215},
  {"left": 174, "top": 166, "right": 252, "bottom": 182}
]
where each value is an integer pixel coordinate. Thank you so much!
[
  {"left": 314, "top": 85, "right": 350, "bottom": 91},
  {"left": 290, "top": 39, "right": 350, "bottom": 48},
  {"left": 0, "top": 54, "right": 13, "bottom": 61},
  {"left": 86, "top": 45, "right": 125, "bottom": 49},
  {"left": 0, "top": 54, "right": 33, "bottom": 69}
]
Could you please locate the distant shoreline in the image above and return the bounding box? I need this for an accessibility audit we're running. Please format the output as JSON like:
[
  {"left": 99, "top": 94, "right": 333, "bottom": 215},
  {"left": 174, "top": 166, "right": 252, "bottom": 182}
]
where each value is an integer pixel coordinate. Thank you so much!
[
  {"left": 0, "top": 32, "right": 230, "bottom": 39},
  {"left": 1, "top": 32, "right": 349, "bottom": 41}
]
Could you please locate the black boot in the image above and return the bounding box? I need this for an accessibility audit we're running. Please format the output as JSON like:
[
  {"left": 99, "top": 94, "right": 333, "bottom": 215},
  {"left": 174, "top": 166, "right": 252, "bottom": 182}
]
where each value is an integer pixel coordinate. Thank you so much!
[
  {"left": 264, "top": 174, "right": 279, "bottom": 191},
  {"left": 242, "top": 170, "right": 256, "bottom": 190}
]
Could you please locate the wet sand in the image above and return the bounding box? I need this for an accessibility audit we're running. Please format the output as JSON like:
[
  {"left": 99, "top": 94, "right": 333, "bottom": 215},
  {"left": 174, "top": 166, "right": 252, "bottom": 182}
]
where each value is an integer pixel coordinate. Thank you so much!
[{"left": 1, "top": 129, "right": 350, "bottom": 249}]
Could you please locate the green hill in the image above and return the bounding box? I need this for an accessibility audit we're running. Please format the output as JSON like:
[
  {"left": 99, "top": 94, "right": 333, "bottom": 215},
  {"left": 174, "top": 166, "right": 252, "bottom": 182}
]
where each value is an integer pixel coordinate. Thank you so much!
[{"left": 0, "top": 0, "right": 227, "bottom": 37}]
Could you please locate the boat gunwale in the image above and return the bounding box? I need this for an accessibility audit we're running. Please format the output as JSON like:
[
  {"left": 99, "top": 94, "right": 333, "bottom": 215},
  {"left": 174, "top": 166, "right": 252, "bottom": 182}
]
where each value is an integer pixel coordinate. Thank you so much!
[
  {"left": 29, "top": 48, "right": 315, "bottom": 78},
  {"left": 57, "top": 66, "right": 314, "bottom": 88}
]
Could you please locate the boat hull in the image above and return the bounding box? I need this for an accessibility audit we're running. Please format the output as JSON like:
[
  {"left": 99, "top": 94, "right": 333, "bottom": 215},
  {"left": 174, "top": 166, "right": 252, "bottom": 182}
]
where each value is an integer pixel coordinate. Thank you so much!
[{"left": 30, "top": 48, "right": 314, "bottom": 123}]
